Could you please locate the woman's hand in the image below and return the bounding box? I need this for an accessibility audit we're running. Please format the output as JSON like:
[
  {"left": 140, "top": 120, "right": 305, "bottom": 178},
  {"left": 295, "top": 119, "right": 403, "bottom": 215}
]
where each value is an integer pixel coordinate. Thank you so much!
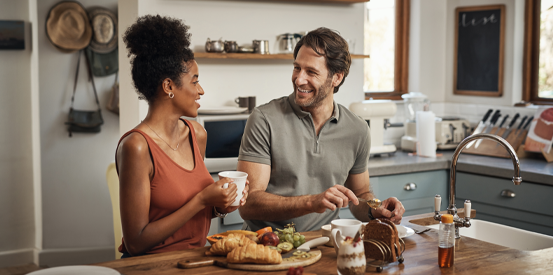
[
  {"left": 220, "top": 179, "right": 250, "bottom": 213},
  {"left": 199, "top": 177, "right": 238, "bottom": 209}
]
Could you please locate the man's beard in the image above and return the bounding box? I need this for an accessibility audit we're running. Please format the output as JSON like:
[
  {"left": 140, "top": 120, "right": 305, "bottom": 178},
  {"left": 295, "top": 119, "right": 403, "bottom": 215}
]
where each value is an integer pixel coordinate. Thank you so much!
[{"left": 294, "top": 77, "right": 333, "bottom": 108}]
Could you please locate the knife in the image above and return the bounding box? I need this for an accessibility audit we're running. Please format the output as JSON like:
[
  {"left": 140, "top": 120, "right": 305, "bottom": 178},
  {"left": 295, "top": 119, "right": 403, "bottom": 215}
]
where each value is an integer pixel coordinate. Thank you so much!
[
  {"left": 515, "top": 116, "right": 533, "bottom": 139},
  {"left": 281, "top": 236, "right": 329, "bottom": 259},
  {"left": 466, "top": 109, "right": 493, "bottom": 148},
  {"left": 500, "top": 113, "right": 520, "bottom": 139},
  {"left": 475, "top": 110, "right": 501, "bottom": 148},
  {"left": 513, "top": 115, "right": 528, "bottom": 137},
  {"left": 484, "top": 110, "right": 502, "bottom": 134},
  {"left": 491, "top": 114, "right": 509, "bottom": 135}
]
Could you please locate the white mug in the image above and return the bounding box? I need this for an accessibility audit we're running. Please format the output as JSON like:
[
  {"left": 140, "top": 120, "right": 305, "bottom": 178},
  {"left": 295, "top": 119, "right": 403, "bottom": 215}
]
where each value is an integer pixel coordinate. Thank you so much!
[
  {"left": 331, "top": 219, "right": 362, "bottom": 255},
  {"left": 218, "top": 171, "right": 247, "bottom": 206}
]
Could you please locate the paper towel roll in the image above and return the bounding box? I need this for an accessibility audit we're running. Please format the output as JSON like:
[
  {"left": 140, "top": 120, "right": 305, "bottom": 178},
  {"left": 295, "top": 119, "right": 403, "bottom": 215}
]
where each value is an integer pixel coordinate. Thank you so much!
[{"left": 416, "top": 111, "right": 437, "bottom": 157}]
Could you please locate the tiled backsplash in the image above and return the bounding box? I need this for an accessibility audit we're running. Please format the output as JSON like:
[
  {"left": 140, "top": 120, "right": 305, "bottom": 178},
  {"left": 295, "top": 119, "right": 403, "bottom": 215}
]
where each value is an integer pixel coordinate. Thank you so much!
[{"left": 382, "top": 102, "right": 540, "bottom": 148}]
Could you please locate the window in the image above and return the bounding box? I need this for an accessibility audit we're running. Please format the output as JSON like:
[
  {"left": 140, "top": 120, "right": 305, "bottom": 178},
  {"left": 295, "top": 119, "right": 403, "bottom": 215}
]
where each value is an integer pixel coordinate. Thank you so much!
[
  {"left": 523, "top": 0, "right": 553, "bottom": 104},
  {"left": 364, "top": 0, "right": 410, "bottom": 100}
]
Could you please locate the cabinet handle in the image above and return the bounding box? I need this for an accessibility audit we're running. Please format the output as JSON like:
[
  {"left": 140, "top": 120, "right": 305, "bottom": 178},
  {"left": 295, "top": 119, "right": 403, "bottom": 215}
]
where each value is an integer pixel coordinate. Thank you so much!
[
  {"left": 500, "top": 189, "right": 516, "bottom": 198},
  {"left": 404, "top": 183, "right": 417, "bottom": 191}
]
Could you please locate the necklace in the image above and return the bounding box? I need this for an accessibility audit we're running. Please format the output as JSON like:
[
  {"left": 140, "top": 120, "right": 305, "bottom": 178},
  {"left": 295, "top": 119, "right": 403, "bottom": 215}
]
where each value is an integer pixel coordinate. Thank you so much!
[{"left": 143, "top": 121, "right": 180, "bottom": 151}]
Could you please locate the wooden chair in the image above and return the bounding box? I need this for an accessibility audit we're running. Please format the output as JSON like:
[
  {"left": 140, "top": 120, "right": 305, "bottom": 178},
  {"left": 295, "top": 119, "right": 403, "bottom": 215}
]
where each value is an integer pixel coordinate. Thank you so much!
[{"left": 106, "top": 163, "right": 123, "bottom": 259}]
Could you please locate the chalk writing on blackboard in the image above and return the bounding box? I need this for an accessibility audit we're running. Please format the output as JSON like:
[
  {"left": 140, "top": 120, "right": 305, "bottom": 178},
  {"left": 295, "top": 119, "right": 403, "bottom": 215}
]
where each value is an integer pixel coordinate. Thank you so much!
[
  {"left": 454, "top": 5, "right": 505, "bottom": 97},
  {"left": 460, "top": 13, "right": 498, "bottom": 27}
]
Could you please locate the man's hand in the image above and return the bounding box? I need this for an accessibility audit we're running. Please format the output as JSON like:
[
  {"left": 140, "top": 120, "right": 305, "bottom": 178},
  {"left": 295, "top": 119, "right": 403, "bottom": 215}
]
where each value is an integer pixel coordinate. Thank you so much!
[
  {"left": 372, "top": 197, "right": 405, "bottom": 224},
  {"left": 311, "top": 185, "right": 358, "bottom": 213}
]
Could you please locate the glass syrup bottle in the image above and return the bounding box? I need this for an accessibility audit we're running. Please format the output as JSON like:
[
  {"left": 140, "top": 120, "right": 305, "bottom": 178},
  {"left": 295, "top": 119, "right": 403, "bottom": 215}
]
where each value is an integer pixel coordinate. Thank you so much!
[{"left": 438, "top": 214, "right": 455, "bottom": 268}]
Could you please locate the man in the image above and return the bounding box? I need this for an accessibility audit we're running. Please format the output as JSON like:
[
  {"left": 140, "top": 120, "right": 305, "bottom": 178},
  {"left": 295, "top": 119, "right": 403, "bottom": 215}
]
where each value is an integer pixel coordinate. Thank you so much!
[{"left": 237, "top": 27, "right": 405, "bottom": 232}]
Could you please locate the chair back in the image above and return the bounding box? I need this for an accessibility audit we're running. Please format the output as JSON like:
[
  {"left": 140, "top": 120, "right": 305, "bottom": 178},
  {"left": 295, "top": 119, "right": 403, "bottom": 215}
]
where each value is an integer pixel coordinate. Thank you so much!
[{"left": 106, "top": 162, "right": 123, "bottom": 259}]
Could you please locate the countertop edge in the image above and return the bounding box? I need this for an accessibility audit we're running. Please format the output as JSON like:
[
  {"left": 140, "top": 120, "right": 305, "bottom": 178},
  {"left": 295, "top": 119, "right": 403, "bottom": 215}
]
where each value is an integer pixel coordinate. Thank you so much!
[{"left": 368, "top": 151, "right": 553, "bottom": 186}]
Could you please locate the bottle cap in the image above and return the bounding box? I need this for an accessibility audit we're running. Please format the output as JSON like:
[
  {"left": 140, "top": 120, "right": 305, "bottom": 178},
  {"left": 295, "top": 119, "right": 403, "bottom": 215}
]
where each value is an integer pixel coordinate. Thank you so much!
[{"left": 441, "top": 214, "right": 453, "bottom": 223}]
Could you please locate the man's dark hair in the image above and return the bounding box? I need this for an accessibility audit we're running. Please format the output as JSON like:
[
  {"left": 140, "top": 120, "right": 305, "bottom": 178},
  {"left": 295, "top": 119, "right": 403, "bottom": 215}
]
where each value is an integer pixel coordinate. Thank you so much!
[
  {"left": 123, "top": 15, "right": 194, "bottom": 103},
  {"left": 293, "top": 27, "right": 351, "bottom": 94}
]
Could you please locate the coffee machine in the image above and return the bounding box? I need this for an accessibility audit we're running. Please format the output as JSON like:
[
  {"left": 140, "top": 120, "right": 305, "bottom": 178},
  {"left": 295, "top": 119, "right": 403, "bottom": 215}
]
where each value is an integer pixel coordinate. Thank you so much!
[{"left": 350, "top": 100, "right": 402, "bottom": 155}]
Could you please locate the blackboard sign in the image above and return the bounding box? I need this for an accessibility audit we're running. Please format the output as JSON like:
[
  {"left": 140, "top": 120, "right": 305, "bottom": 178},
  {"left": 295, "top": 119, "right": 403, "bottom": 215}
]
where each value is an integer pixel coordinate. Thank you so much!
[{"left": 454, "top": 5, "right": 505, "bottom": 97}]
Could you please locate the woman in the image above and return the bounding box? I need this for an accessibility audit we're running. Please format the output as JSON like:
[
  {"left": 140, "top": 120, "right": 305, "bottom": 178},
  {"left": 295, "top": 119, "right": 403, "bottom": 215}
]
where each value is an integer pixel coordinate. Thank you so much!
[{"left": 116, "top": 15, "right": 247, "bottom": 257}]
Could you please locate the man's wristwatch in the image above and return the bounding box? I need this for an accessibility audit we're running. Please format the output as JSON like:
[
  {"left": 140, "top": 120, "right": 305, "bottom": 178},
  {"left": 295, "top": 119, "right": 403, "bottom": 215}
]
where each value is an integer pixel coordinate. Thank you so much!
[
  {"left": 368, "top": 207, "right": 375, "bottom": 220},
  {"left": 213, "top": 207, "right": 228, "bottom": 218}
]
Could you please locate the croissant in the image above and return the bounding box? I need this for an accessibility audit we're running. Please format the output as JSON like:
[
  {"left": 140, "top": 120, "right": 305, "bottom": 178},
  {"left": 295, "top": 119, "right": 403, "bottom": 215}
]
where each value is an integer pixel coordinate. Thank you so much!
[
  {"left": 227, "top": 243, "right": 283, "bottom": 264},
  {"left": 206, "top": 233, "right": 255, "bottom": 256}
]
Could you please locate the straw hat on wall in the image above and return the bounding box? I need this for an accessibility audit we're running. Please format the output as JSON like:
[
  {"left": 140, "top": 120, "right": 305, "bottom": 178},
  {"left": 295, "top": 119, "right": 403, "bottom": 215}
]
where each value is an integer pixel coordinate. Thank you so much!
[
  {"left": 87, "top": 7, "right": 117, "bottom": 54},
  {"left": 46, "top": 1, "right": 92, "bottom": 52}
]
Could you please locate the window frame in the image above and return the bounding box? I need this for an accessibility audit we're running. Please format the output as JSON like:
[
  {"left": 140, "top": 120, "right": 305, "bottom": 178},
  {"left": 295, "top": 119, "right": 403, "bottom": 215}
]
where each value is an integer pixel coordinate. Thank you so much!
[
  {"left": 364, "top": 0, "right": 410, "bottom": 100},
  {"left": 523, "top": 0, "right": 553, "bottom": 104}
]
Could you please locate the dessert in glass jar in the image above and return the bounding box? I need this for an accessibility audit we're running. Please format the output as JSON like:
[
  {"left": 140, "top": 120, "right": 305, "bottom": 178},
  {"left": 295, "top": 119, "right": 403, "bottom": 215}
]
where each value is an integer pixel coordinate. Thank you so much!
[{"left": 337, "top": 236, "right": 366, "bottom": 275}]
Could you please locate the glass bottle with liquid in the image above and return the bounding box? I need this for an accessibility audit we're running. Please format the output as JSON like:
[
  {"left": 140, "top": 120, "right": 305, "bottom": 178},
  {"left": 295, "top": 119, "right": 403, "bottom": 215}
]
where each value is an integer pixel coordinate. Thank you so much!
[{"left": 438, "top": 214, "right": 455, "bottom": 268}]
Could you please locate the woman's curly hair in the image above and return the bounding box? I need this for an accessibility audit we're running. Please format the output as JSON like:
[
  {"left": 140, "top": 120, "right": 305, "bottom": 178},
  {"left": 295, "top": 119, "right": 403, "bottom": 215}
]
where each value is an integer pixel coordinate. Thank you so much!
[{"left": 123, "top": 15, "right": 194, "bottom": 103}]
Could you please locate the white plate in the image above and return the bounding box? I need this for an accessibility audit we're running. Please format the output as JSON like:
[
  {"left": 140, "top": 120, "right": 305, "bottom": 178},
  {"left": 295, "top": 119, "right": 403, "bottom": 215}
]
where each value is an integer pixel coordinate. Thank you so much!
[
  {"left": 198, "top": 106, "right": 248, "bottom": 114},
  {"left": 397, "top": 225, "right": 415, "bottom": 238},
  {"left": 28, "top": 266, "right": 119, "bottom": 275}
]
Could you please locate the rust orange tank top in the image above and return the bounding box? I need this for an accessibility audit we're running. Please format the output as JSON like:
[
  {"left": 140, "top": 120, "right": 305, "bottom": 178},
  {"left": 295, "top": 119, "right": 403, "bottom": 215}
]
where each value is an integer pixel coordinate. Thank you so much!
[{"left": 115, "top": 119, "right": 213, "bottom": 254}]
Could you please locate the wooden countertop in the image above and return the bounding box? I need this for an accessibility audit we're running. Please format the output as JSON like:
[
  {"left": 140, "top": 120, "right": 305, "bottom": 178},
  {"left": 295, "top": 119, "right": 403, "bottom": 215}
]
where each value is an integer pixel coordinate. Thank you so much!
[{"left": 94, "top": 213, "right": 553, "bottom": 274}]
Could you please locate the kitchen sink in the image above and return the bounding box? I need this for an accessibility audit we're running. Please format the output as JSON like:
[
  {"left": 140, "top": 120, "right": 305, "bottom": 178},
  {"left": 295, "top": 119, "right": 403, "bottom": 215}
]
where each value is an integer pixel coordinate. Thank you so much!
[{"left": 426, "top": 219, "right": 553, "bottom": 251}]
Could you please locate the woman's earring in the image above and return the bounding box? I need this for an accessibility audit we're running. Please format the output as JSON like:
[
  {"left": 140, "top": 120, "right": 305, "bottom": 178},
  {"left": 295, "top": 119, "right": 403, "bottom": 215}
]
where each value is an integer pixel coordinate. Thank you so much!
[{"left": 169, "top": 92, "right": 174, "bottom": 99}]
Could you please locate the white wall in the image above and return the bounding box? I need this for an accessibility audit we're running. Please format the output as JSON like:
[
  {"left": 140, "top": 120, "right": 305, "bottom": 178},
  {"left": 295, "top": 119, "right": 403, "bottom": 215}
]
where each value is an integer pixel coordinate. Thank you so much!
[
  {"left": 34, "top": 0, "right": 120, "bottom": 266},
  {"left": 409, "top": 0, "right": 447, "bottom": 103},
  {"left": 119, "top": 0, "right": 366, "bottom": 132},
  {"left": 410, "top": 0, "right": 525, "bottom": 107},
  {"left": 0, "top": 0, "right": 36, "bottom": 267}
]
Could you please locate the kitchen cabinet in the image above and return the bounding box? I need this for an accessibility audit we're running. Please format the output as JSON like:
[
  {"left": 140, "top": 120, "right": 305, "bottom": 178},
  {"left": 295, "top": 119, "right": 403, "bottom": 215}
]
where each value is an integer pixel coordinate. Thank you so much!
[
  {"left": 195, "top": 52, "right": 370, "bottom": 60},
  {"left": 455, "top": 172, "right": 553, "bottom": 236},
  {"left": 214, "top": 170, "right": 448, "bottom": 233},
  {"left": 370, "top": 170, "right": 449, "bottom": 217}
]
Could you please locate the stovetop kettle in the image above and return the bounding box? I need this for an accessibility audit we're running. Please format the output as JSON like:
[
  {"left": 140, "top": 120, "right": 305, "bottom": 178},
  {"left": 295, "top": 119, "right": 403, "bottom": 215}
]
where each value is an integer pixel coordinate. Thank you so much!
[{"left": 276, "top": 33, "right": 303, "bottom": 54}]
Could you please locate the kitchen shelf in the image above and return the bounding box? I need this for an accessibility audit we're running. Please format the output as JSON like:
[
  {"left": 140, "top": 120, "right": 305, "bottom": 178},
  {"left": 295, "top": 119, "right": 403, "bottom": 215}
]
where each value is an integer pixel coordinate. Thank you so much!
[{"left": 194, "top": 52, "right": 370, "bottom": 60}]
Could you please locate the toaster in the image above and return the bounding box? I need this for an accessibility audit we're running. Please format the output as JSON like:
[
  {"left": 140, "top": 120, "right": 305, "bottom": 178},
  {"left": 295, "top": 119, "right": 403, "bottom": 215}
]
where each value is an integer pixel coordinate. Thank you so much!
[{"left": 435, "top": 117, "right": 471, "bottom": 150}]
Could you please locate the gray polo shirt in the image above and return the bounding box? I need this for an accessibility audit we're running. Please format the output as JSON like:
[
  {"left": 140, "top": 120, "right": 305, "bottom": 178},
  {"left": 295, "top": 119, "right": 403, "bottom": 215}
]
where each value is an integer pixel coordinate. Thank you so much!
[{"left": 238, "top": 94, "right": 371, "bottom": 232}]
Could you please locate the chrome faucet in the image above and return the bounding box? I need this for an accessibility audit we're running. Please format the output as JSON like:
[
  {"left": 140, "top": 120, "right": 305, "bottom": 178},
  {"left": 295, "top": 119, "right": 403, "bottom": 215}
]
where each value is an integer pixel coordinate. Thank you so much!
[{"left": 434, "top": 133, "right": 522, "bottom": 238}]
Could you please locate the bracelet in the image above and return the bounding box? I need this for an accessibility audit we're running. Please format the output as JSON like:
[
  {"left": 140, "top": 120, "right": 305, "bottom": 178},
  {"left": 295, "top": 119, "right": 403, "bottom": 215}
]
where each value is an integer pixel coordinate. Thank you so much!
[
  {"left": 213, "top": 207, "right": 228, "bottom": 218},
  {"left": 367, "top": 207, "right": 375, "bottom": 220}
]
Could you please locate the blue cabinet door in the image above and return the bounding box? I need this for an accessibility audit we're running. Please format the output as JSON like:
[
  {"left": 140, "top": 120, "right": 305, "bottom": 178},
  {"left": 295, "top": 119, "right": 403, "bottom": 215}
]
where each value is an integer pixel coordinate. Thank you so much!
[
  {"left": 372, "top": 170, "right": 449, "bottom": 217},
  {"left": 456, "top": 172, "right": 553, "bottom": 236}
]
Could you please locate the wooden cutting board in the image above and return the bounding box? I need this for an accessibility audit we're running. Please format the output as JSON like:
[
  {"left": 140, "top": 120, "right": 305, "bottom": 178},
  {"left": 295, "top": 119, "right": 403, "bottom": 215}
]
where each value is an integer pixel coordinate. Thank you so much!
[{"left": 178, "top": 250, "right": 322, "bottom": 271}]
